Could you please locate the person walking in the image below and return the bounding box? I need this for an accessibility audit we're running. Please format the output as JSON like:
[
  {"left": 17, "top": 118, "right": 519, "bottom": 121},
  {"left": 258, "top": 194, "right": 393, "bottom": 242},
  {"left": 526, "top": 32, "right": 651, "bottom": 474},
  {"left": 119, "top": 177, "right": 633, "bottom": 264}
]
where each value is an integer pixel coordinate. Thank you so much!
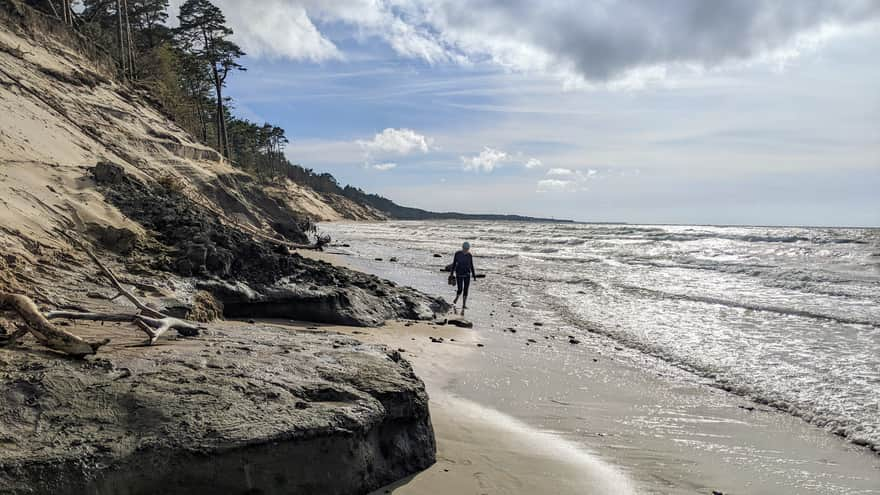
[{"left": 451, "top": 241, "right": 477, "bottom": 310}]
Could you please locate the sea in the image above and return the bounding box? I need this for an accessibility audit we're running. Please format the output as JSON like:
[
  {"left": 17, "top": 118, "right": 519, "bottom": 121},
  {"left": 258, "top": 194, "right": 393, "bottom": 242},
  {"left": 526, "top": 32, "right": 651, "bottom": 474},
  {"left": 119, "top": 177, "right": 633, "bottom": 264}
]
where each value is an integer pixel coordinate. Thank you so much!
[{"left": 321, "top": 220, "right": 880, "bottom": 454}]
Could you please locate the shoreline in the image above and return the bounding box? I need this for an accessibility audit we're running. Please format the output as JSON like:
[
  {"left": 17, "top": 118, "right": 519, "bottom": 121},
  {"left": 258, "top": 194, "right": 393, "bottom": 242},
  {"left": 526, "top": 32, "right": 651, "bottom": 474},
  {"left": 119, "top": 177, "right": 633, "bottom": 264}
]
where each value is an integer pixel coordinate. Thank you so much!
[{"left": 312, "top": 240, "right": 880, "bottom": 494}]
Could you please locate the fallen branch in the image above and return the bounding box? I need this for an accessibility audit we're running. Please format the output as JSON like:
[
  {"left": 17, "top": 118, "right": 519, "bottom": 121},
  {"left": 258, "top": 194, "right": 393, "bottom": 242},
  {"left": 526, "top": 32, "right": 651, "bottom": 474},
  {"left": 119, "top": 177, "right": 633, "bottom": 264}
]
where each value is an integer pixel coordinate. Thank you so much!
[
  {"left": 57, "top": 230, "right": 204, "bottom": 344},
  {"left": 46, "top": 310, "right": 200, "bottom": 344},
  {"left": 0, "top": 293, "right": 108, "bottom": 357}
]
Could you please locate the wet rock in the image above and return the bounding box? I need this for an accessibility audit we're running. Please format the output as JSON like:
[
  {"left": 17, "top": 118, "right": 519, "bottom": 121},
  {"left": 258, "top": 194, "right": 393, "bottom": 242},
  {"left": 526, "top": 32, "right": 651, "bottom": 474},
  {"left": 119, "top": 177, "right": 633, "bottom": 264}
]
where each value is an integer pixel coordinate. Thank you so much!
[
  {"left": 476, "top": 343, "right": 485, "bottom": 348},
  {"left": 433, "top": 254, "right": 442, "bottom": 258},
  {"left": 447, "top": 318, "right": 473, "bottom": 329},
  {"left": 430, "top": 336, "right": 444, "bottom": 343},
  {"left": 569, "top": 338, "right": 581, "bottom": 345},
  {"left": 533, "top": 322, "right": 543, "bottom": 326},
  {"left": 511, "top": 301, "right": 522, "bottom": 308},
  {"left": 389, "top": 257, "right": 398, "bottom": 263},
  {"left": 527, "top": 339, "right": 537, "bottom": 344},
  {"left": 0, "top": 324, "right": 435, "bottom": 494}
]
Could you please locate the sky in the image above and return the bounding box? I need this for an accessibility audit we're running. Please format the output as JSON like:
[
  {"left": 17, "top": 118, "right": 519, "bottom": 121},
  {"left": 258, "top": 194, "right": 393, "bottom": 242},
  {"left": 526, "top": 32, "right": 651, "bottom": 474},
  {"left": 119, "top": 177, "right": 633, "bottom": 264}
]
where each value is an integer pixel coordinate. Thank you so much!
[{"left": 169, "top": 1, "right": 880, "bottom": 226}]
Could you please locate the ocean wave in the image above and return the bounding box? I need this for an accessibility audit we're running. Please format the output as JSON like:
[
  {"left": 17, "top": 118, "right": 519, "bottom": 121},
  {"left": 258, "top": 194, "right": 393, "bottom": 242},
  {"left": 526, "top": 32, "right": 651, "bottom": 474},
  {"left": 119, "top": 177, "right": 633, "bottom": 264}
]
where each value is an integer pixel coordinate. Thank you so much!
[
  {"left": 617, "top": 284, "right": 879, "bottom": 327},
  {"left": 549, "top": 298, "right": 880, "bottom": 454}
]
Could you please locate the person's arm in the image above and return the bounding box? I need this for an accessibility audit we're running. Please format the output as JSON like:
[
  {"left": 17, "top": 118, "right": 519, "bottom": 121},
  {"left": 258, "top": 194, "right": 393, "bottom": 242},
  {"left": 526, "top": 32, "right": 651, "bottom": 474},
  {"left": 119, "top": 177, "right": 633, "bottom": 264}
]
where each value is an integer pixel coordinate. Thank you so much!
[
  {"left": 470, "top": 254, "right": 477, "bottom": 280},
  {"left": 450, "top": 252, "right": 458, "bottom": 274}
]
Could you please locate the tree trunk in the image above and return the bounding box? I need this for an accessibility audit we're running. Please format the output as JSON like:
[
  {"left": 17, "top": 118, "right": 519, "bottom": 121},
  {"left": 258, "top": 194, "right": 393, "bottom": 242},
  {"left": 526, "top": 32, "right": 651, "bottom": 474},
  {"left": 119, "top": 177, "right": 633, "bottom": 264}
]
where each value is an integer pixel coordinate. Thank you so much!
[{"left": 116, "top": 0, "right": 126, "bottom": 77}]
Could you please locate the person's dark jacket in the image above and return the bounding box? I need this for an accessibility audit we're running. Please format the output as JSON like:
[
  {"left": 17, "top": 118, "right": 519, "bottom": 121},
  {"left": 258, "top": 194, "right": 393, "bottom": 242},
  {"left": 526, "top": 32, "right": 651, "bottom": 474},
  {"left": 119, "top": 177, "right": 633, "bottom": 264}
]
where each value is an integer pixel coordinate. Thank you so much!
[{"left": 451, "top": 250, "right": 476, "bottom": 279}]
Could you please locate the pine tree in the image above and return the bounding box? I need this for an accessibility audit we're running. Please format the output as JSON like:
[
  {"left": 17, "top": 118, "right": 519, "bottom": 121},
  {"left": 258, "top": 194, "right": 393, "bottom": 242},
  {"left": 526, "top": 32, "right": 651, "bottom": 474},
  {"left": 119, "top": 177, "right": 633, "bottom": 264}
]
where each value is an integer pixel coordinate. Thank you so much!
[{"left": 175, "top": 0, "right": 245, "bottom": 159}]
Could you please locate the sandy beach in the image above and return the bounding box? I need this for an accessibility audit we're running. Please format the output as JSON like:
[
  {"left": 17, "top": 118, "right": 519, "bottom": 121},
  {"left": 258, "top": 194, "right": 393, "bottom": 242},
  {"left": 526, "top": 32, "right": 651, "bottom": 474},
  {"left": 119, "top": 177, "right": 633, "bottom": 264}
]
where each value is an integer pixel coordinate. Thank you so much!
[{"left": 305, "top": 245, "right": 880, "bottom": 495}]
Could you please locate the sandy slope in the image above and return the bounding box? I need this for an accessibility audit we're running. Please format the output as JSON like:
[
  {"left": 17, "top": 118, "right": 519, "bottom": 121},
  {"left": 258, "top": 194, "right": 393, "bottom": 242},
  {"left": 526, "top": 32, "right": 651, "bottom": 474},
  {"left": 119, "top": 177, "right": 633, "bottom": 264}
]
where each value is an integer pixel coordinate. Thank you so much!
[{"left": 0, "top": 4, "right": 382, "bottom": 266}]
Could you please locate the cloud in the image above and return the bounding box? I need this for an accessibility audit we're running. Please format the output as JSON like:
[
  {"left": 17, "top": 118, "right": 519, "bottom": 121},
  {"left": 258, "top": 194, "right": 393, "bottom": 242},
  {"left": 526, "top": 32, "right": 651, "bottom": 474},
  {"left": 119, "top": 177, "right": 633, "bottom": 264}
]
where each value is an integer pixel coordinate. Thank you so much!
[
  {"left": 371, "top": 162, "right": 398, "bottom": 171},
  {"left": 189, "top": 1, "right": 880, "bottom": 86},
  {"left": 461, "top": 147, "right": 508, "bottom": 172},
  {"left": 537, "top": 168, "right": 600, "bottom": 192},
  {"left": 357, "top": 128, "right": 433, "bottom": 155},
  {"left": 169, "top": 0, "right": 340, "bottom": 61},
  {"left": 536, "top": 179, "right": 575, "bottom": 192},
  {"left": 525, "top": 158, "right": 543, "bottom": 169}
]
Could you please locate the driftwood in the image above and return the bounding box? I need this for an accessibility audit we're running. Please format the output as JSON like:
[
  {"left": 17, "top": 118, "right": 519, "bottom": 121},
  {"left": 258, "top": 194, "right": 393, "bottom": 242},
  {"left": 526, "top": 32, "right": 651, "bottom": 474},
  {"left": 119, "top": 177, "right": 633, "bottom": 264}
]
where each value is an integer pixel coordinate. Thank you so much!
[
  {"left": 0, "top": 293, "right": 109, "bottom": 357},
  {"left": 59, "top": 232, "right": 203, "bottom": 344},
  {"left": 0, "top": 233, "right": 203, "bottom": 357}
]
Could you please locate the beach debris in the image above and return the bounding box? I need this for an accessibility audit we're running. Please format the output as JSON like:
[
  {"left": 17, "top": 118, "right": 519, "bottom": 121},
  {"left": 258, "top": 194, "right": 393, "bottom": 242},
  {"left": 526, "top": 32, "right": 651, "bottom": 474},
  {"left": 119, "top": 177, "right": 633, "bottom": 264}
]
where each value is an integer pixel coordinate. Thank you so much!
[
  {"left": 389, "top": 257, "right": 398, "bottom": 262},
  {"left": 476, "top": 343, "right": 484, "bottom": 347},
  {"left": 430, "top": 336, "right": 444, "bottom": 343},
  {"left": 433, "top": 254, "right": 442, "bottom": 258},
  {"left": 505, "top": 327, "right": 517, "bottom": 333},
  {"left": 533, "top": 322, "right": 543, "bottom": 326},
  {"left": 0, "top": 232, "right": 205, "bottom": 356},
  {"left": 511, "top": 301, "right": 522, "bottom": 307},
  {"left": 569, "top": 338, "right": 581, "bottom": 345},
  {"left": 374, "top": 258, "right": 383, "bottom": 261},
  {"left": 448, "top": 318, "right": 473, "bottom": 328}
]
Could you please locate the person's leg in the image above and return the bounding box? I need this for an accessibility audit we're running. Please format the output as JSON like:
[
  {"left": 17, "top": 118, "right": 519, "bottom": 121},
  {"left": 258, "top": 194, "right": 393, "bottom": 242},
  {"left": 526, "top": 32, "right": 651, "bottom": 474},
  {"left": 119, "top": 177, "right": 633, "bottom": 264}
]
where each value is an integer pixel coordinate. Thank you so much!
[
  {"left": 454, "top": 276, "right": 463, "bottom": 305},
  {"left": 462, "top": 277, "right": 470, "bottom": 309}
]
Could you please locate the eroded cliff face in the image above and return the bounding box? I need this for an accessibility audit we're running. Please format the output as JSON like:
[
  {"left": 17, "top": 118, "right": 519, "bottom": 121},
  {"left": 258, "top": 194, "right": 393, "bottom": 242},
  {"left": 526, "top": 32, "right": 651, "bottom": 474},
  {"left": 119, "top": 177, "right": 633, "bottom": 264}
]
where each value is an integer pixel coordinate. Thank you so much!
[
  {"left": 0, "top": 321, "right": 436, "bottom": 495},
  {"left": 0, "top": 2, "right": 442, "bottom": 492},
  {"left": 0, "top": 0, "right": 382, "bottom": 268}
]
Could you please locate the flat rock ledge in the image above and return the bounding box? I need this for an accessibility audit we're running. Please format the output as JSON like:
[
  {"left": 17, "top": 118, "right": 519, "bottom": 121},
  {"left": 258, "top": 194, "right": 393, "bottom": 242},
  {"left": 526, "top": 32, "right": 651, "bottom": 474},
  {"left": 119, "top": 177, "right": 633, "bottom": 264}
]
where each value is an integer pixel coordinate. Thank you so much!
[{"left": 0, "top": 322, "right": 435, "bottom": 494}]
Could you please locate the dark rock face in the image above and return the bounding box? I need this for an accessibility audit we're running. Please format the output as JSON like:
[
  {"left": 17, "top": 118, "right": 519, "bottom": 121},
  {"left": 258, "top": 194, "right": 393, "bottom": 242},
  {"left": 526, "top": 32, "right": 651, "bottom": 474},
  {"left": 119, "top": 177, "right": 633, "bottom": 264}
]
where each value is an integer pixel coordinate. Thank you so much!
[
  {"left": 90, "top": 164, "right": 448, "bottom": 326},
  {"left": 0, "top": 323, "right": 436, "bottom": 495}
]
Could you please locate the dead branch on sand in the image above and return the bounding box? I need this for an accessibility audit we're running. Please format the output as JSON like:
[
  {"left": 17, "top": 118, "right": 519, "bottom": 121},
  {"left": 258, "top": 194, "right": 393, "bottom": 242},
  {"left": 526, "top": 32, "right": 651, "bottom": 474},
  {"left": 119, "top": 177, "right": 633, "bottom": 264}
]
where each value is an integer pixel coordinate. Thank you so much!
[
  {"left": 0, "top": 232, "right": 203, "bottom": 357},
  {"left": 0, "top": 293, "right": 109, "bottom": 357}
]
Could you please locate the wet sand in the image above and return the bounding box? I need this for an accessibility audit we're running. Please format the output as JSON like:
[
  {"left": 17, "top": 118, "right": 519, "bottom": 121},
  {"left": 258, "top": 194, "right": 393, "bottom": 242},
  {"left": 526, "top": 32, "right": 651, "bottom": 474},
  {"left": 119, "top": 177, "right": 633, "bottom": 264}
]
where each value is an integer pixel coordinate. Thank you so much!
[{"left": 310, "top": 249, "right": 880, "bottom": 494}]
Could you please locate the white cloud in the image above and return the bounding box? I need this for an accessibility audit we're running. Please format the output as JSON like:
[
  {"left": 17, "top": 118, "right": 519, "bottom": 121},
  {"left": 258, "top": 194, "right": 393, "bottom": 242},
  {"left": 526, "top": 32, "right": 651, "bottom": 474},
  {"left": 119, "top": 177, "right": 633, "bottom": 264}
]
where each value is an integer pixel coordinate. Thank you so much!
[
  {"left": 537, "top": 179, "right": 574, "bottom": 192},
  {"left": 371, "top": 162, "right": 398, "bottom": 171},
  {"left": 169, "top": 0, "right": 340, "bottom": 61},
  {"left": 525, "top": 158, "right": 543, "bottom": 169},
  {"left": 357, "top": 128, "right": 433, "bottom": 155},
  {"left": 536, "top": 168, "right": 600, "bottom": 192},
  {"left": 461, "top": 147, "right": 508, "bottom": 173}
]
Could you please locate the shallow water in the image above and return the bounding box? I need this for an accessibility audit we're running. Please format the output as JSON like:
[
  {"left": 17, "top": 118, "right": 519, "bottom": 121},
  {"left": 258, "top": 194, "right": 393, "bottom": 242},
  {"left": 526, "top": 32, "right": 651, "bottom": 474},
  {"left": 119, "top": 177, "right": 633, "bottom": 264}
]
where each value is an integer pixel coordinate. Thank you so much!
[{"left": 321, "top": 221, "right": 880, "bottom": 453}]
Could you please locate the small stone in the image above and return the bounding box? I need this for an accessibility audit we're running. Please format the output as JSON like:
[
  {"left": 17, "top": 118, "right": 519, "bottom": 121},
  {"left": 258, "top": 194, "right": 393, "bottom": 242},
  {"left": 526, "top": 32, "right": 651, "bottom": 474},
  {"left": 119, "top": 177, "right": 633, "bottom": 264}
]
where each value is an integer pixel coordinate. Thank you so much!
[
  {"left": 294, "top": 401, "right": 309, "bottom": 410},
  {"left": 389, "top": 257, "right": 398, "bottom": 262},
  {"left": 433, "top": 254, "right": 442, "bottom": 258},
  {"left": 375, "top": 258, "right": 383, "bottom": 261},
  {"left": 534, "top": 322, "right": 543, "bottom": 326},
  {"left": 511, "top": 301, "right": 522, "bottom": 308},
  {"left": 476, "top": 343, "right": 485, "bottom": 348},
  {"left": 569, "top": 338, "right": 581, "bottom": 345},
  {"left": 430, "top": 336, "right": 444, "bottom": 343},
  {"left": 527, "top": 339, "right": 537, "bottom": 343}
]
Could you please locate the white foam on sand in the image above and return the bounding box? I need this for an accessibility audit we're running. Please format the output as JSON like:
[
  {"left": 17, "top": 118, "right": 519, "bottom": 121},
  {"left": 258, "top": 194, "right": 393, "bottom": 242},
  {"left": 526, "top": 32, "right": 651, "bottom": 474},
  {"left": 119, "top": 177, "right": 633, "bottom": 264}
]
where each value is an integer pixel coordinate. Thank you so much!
[{"left": 441, "top": 393, "right": 637, "bottom": 494}]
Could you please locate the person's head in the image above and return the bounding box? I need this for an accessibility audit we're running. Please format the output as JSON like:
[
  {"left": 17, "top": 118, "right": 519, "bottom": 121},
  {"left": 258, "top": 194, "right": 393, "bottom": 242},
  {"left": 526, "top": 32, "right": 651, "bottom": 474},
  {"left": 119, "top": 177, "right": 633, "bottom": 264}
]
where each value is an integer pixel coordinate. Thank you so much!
[{"left": 462, "top": 241, "right": 470, "bottom": 252}]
